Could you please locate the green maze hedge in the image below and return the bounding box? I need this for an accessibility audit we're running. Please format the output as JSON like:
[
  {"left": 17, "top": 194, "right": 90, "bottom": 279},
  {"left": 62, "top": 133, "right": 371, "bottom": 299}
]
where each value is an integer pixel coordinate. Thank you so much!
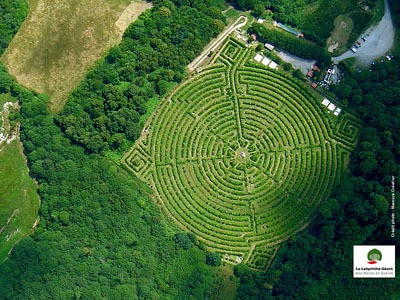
[{"left": 123, "top": 39, "right": 360, "bottom": 270}]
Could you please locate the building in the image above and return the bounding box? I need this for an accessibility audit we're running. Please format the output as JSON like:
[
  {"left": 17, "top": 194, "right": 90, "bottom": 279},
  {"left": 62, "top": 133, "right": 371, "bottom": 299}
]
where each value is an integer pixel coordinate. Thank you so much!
[
  {"left": 254, "top": 54, "right": 278, "bottom": 70},
  {"left": 322, "top": 98, "right": 341, "bottom": 115},
  {"left": 262, "top": 57, "right": 271, "bottom": 66},
  {"left": 254, "top": 53, "right": 263, "bottom": 62},
  {"left": 327, "top": 103, "right": 336, "bottom": 111},
  {"left": 322, "top": 98, "right": 330, "bottom": 107},
  {"left": 323, "top": 69, "right": 333, "bottom": 83},
  {"left": 268, "top": 61, "right": 278, "bottom": 70},
  {"left": 333, "top": 108, "right": 342, "bottom": 116},
  {"left": 264, "top": 43, "right": 275, "bottom": 51}
]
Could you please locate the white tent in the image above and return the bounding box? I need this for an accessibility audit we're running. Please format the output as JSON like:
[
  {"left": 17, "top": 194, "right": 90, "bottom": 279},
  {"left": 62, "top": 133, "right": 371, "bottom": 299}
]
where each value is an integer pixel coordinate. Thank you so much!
[
  {"left": 268, "top": 61, "right": 278, "bottom": 70},
  {"left": 254, "top": 53, "right": 263, "bottom": 62},
  {"left": 261, "top": 57, "right": 271, "bottom": 66},
  {"left": 322, "top": 98, "right": 330, "bottom": 107},
  {"left": 328, "top": 103, "right": 336, "bottom": 111},
  {"left": 264, "top": 43, "right": 274, "bottom": 51},
  {"left": 334, "top": 108, "right": 342, "bottom": 116}
]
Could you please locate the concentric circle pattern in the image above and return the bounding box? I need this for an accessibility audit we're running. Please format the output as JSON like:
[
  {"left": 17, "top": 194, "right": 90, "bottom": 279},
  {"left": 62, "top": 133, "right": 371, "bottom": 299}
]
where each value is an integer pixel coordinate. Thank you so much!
[{"left": 124, "top": 39, "right": 360, "bottom": 270}]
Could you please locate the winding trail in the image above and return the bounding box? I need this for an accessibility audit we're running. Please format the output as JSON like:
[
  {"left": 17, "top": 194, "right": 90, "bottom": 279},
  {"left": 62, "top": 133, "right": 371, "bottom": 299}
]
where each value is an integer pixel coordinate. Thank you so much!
[{"left": 332, "top": 0, "right": 394, "bottom": 66}]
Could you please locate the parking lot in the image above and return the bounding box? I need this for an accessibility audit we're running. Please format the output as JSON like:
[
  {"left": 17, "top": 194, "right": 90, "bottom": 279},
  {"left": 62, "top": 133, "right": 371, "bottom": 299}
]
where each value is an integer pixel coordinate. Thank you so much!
[{"left": 332, "top": 0, "right": 394, "bottom": 66}]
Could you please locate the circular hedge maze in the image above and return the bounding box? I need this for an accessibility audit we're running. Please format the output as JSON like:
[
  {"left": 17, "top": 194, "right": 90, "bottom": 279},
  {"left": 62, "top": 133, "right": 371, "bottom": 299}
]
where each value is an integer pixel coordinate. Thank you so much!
[{"left": 124, "top": 38, "right": 361, "bottom": 270}]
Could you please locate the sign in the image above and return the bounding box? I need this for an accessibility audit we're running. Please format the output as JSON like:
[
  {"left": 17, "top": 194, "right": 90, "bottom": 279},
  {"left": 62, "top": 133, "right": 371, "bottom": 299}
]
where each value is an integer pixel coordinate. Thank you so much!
[{"left": 353, "top": 245, "right": 395, "bottom": 278}]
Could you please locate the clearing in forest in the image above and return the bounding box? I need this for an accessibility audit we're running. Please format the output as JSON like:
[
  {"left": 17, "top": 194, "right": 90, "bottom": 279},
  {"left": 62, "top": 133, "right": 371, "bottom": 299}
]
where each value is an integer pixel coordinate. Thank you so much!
[
  {"left": 0, "top": 0, "right": 152, "bottom": 113},
  {"left": 0, "top": 95, "right": 40, "bottom": 262},
  {"left": 123, "top": 39, "right": 361, "bottom": 270},
  {"left": 327, "top": 15, "right": 354, "bottom": 53}
]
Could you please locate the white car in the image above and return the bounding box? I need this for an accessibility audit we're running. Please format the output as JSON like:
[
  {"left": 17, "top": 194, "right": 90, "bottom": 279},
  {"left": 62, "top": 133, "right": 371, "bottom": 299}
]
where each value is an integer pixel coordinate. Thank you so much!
[
  {"left": 386, "top": 55, "right": 393, "bottom": 61},
  {"left": 351, "top": 47, "right": 357, "bottom": 53}
]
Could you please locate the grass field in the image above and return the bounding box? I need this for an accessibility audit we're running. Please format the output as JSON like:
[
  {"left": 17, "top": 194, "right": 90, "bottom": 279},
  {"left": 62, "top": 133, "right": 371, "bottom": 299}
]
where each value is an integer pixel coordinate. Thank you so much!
[
  {"left": 1, "top": 0, "right": 152, "bottom": 113},
  {"left": 0, "top": 136, "right": 40, "bottom": 262},
  {"left": 325, "top": 0, "right": 383, "bottom": 53},
  {"left": 327, "top": 15, "right": 354, "bottom": 54},
  {"left": 123, "top": 38, "right": 361, "bottom": 270}
]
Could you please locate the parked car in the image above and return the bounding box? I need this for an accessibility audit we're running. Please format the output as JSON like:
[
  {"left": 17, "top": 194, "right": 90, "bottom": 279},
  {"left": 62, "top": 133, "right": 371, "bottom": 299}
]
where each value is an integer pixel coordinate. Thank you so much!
[
  {"left": 351, "top": 47, "right": 357, "bottom": 53},
  {"left": 356, "top": 41, "right": 362, "bottom": 46},
  {"left": 361, "top": 35, "right": 367, "bottom": 41},
  {"left": 354, "top": 43, "right": 360, "bottom": 48}
]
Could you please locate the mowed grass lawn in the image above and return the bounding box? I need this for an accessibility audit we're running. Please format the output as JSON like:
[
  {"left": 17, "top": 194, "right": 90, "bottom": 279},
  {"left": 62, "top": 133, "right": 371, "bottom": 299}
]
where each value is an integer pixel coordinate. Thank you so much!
[
  {"left": 1, "top": 0, "right": 152, "bottom": 113},
  {"left": 0, "top": 140, "right": 40, "bottom": 262}
]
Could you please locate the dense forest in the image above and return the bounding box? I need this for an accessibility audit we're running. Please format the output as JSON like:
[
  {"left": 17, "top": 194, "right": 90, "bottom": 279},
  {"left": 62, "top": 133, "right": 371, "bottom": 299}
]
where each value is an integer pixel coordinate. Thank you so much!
[
  {"left": 0, "top": 0, "right": 28, "bottom": 55},
  {"left": 0, "top": 0, "right": 399, "bottom": 299},
  {"left": 231, "top": 0, "right": 378, "bottom": 45},
  {"left": 391, "top": 0, "right": 400, "bottom": 27},
  {"left": 56, "top": 0, "right": 226, "bottom": 153},
  {"left": 234, "top": 28, "right": 400, "bottom": 300},
  {"left": 0, "top": 74, "right": 221, "bottom": 299},
  {"left": 249, "top": 23, "right": 330, "bottom": 64},
  {"left": 0, "top": 1, "right": 227, "bottom": 299}
]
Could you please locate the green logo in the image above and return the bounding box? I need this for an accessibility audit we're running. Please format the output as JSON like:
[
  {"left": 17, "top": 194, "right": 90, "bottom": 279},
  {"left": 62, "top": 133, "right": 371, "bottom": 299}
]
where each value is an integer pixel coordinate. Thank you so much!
[{"left": 367, "top": 249, "right": 382, "bottom": 264}]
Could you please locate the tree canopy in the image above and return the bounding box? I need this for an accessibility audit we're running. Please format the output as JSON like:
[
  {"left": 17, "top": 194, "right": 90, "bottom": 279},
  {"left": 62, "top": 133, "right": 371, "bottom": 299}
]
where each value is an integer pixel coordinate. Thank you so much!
[
  {"left": 0, "top": 0, "right": 399, "bottom": 299},
  {"left": 0, "top": 0, "right": 28, "bottom": 55},
  {"left": 56, "top": 0, "right": 226, "bottom": 154},
  {"left": 234, "top": 51, "right": 400, "bottom": 300},
  {"left": 0, "top": 67, "right": 220, "bottom": 300}
]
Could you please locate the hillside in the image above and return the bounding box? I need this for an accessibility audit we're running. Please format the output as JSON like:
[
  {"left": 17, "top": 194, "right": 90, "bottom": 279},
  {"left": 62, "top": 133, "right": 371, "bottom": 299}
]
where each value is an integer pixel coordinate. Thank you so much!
[
  {"left": 0, "top": 0, "right": 398, "bottom": 299},
  {"left": 1, "top": 0, "right": 152, "bottom": 112}
]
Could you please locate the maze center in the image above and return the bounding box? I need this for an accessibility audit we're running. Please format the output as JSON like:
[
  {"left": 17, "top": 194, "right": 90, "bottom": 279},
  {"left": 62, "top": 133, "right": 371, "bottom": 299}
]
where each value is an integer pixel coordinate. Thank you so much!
[
  {"left": 234, "top": 147, "right": 250, "bottom": 163},
  {"left": 124, "top": 39, "right": 360, "bottom": 270}
]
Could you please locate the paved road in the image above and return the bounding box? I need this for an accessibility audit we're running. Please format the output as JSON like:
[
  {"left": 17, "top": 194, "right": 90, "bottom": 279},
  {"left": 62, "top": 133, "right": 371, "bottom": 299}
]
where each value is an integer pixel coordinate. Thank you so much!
[
  {"left": 188, "top": 16, "right": 247, "bottom": 71},
  {"left": 332, "top": 0, "right": 394, "bottom": 66}
]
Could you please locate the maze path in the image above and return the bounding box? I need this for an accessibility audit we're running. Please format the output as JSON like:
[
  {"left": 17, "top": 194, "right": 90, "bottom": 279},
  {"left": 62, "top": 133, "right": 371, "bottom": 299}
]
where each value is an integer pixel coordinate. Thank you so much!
[{"left": 123, "top": 38, "right": 360, "bottom": 270}]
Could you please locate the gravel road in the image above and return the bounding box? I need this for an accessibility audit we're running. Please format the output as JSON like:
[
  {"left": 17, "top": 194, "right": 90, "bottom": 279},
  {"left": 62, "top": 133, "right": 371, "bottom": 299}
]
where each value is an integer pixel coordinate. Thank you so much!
[
  {"left": 276, "top": 51, "right": 316, "bottom": 75},
  {"left": 187, "top": 16, "right": 247, "bottom": 71},
  {"left": 332, "top": 0, "right": 394, "bottom": 66}
]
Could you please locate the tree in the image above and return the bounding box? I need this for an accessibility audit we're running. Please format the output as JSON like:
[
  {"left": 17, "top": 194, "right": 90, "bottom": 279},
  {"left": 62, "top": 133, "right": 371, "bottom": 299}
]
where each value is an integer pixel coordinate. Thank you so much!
[
  {"left": 212, "top": 19, "right": 225, "bottom": 34},
  {"left": 174, "top": 233, "right": 194, "bottom": 250},
  {"left": 373, "top": 194, "right": 389, "bottom": 213},
  {"left": 337, "top": 84, "right": 352, "bottom": 99},
  {"left": 206, "top": 252, "right": 221, "bottom": 266},
  {"left": 158, "top": 6, "right": 171, "bottom": 17},
  {"left": 236, "top": 0, "right": 255, "bottom": 10},
  {"left": 0, "top": 71, "right": 13, "bottom": 93},
  {"left": 293, "top": 69, "right": 304, "bottom": 80},
  {"left": 253, "top": 3, "right": 265, "bottom": 17}
]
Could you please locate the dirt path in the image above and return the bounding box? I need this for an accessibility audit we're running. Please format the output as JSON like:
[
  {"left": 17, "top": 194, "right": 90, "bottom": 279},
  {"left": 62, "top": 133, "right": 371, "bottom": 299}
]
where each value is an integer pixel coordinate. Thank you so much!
[
  {"left": 332, "top": 0, "right": 394, "bottom": 66},
  {"left": 0, "top": 210, "right": 19, "bottom": 236},
  {"left": 115, "top": 1, "right": 153, "bottom": 40},
  {"left": 187, "top": 15, "right": 247, "bottom": 72}
]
